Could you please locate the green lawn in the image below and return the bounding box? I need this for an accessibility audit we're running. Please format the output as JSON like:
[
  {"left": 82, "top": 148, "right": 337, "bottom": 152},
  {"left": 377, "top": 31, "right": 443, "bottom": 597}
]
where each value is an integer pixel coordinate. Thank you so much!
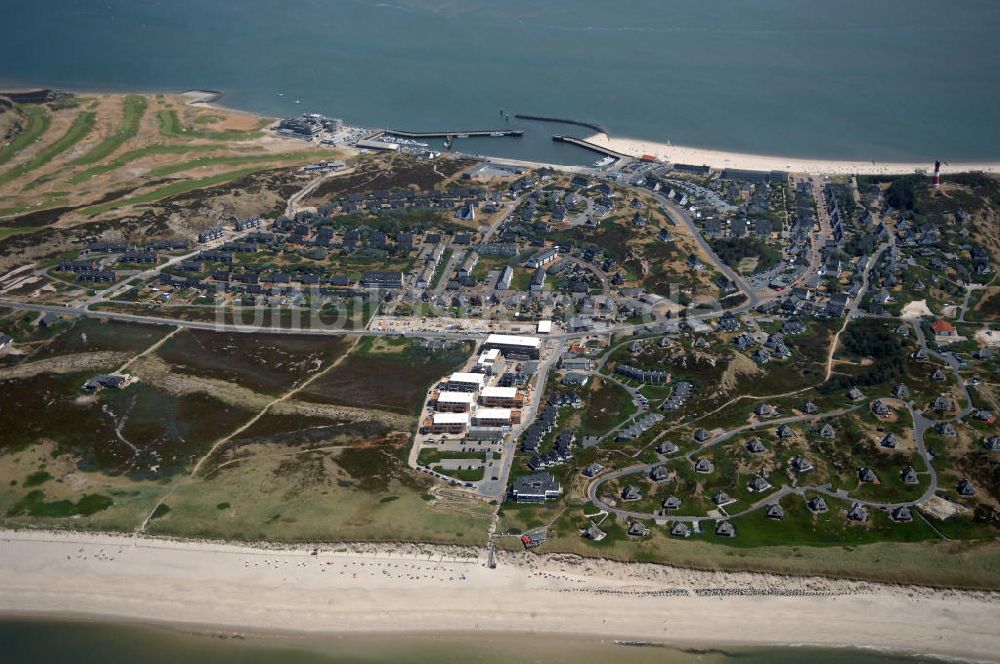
[
  {"left": 0, "top": 197, "right": 67, "bottom": 219},
  {"left": 0, "top": 227, "right": 36, "bottom": 241},
  {"left": 510, "top": 267, "right": 534, "bottom": 291},
  {"left": 432, "top": 465, "right": 485, "bottom": 482},
  {"left": 541, "top": 504, "right": 1000, "bottom": 588},
  {"left": 147, "top": 150, "right": 330, "bottom": 177},
  {"left": 0, "top": 110, "right": 97, "bottom": 186},
  {"left": 417, "top": 448, "right": 489, "bottom": 466},
  {"left": 158, "top": 109, "right": 268, "bottom": 141},
  {"left": 581, "top": 377, "right": 637, "bottom": 436},
  {"left": 67, "top": 95, "right": 147, "bottom": 166},
  {"left": 0, "top": 105, "right": 51, "bottom": 166}
]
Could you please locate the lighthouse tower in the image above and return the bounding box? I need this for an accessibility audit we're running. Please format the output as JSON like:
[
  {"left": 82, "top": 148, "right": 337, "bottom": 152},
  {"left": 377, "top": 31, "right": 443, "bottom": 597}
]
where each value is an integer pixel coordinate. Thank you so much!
[{"left": 932, "top": 160, "right": 941, "bottom": 190}]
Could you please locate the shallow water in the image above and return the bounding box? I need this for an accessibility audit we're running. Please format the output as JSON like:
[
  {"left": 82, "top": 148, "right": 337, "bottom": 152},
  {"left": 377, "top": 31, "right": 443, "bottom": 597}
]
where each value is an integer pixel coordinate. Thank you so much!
[
  {"left": 0, "top": 619, "right": 944, "bottom": 663},
  {"left": 1, "top": 0, "right": 998, "bottom": 164}
]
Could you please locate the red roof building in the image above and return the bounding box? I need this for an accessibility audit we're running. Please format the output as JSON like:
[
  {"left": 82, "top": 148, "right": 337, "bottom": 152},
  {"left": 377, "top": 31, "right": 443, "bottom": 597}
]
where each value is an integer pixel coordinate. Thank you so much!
[{"left": 930, "top": 320, "right": 956, "bottom": 336}]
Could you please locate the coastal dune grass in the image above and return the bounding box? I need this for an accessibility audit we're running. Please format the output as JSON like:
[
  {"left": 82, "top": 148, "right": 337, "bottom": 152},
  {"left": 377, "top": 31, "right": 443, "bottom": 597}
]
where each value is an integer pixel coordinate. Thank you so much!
[
  {"left": 0, "top": 105, "right": 51, "bottom": 166},
  {"left": 79, "top": 166, "right": 275, "bottom": 216},
  {"left": 66, "top": 143, "right": 230, "bottom": 184},
  {"left": 67, "top": 95, "right": 147, "bottom": 166},
  {"left": 537, "top": 500, "right": 1000, "bottom": 589},
  {"left": 157, "top": 109, "right": 268, "bottom": 141},
  {"left": 145, "top": 443, "right": 490, "bottom": 545}
]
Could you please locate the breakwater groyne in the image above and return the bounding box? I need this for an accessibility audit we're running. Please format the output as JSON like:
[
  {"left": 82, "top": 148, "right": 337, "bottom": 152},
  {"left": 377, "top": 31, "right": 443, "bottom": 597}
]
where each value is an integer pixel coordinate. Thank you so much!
[{"left": 515, "top": 114, "right": 606, "bottom": 135}]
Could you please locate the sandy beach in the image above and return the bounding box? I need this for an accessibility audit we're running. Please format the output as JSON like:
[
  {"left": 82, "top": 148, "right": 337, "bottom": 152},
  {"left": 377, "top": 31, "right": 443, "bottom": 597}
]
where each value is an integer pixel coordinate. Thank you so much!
[
  {"left": 585, "top": 133, "right": 1000, "bottom": 176},
  {"left": 0, "top": 530, "right": 997, "bottom": 661}
]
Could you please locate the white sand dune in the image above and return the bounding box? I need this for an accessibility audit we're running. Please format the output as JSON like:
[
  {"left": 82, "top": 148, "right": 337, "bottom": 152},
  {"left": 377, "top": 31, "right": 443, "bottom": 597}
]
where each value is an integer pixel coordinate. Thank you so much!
[
  {"left": 1, "top": 530, "right": 998, "bottom": 660},
  {"left": 585, "top": 134, "right": 1000, "bottom": 176}
]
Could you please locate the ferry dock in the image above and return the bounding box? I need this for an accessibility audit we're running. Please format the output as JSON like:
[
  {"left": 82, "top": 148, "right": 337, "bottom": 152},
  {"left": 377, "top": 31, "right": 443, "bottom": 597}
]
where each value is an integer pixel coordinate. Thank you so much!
[{"left": 379, "top": 128, "right": 524, "bottom": 139}]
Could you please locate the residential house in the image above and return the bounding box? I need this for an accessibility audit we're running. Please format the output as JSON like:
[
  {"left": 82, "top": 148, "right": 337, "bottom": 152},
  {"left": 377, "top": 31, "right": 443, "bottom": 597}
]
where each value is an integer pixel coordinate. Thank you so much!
[
  {"left": 715, "top": 521, "right": 736, "bottom": 537},
  {"left": 627, "top": 521, "right": 650, "bottom": 537},
  {"left": 511, "top": 472, "right": 562, "bottom": 503},
  {"left": 670, "top": 522, "right": 691, "bottom": 538},
  {"left": 890, "top": 506, "right": 913, "bottom": 523},
  {"left": 807, "top": 496, "right": 829, "bottom": 513},
  {"left": 621, "top": 485, "right": 642, "bottom": 501},
  {"left": 847, "top": 503, "right": 868, "bottom": 522},
  {"left": 880, "top": 433, "right": 899, "bottom": 449},
  {"left": 694, "top": 458, "right": 714, "bottom": 473},
  {"left": 789, "top": 455, "right": 814, "bottom": 473},
  {"left": 662, "top": 496, "right": 682, "bottom": 510}
]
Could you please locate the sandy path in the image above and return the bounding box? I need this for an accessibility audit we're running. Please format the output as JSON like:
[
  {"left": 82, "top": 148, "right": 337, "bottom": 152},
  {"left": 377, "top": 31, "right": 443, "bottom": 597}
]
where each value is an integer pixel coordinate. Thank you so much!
[
  {"left": 0, "top": 530, "right": 997, "bottom": 660},
  {"left": 0, "top": 351, "right": 131, "bottom": 380}
]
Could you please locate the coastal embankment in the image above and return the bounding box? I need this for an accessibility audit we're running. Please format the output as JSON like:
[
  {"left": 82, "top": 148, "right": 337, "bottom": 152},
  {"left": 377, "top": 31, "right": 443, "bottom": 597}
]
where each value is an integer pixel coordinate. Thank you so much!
[{"left": 0, "top": 530, "right": 997, "bottom": 661}]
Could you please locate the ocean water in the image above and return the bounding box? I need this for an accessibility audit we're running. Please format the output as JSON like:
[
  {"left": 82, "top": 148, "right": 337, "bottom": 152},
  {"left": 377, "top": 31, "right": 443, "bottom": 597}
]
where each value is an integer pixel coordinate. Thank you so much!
[
  {"left": 1, "top": 0, "right": 998, "bottom": 163},
  {"left": 0, "top": 620, "right": 944, "bottom": 663}
]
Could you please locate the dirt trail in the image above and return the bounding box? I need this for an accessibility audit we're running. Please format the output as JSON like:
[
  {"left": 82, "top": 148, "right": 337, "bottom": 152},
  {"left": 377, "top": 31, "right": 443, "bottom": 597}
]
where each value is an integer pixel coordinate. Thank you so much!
[
  {"left": 134, "top": 336, "right": 365, "bottom": 538},
  {"left": 188, "top": 336, "right": 363, "bottom": 478},
  {"left": 115, "top": 326, "right": 180, "bottom": 374}
]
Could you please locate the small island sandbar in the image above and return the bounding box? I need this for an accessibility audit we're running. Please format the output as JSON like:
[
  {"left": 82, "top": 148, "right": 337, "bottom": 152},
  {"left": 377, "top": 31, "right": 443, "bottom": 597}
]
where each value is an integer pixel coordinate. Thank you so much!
[{"left": 0, "top": 530, "right": 997, "bottom": 661}]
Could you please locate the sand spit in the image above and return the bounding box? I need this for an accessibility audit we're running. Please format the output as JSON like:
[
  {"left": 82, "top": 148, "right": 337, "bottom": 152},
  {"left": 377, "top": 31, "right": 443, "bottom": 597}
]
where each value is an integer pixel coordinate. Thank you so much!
[{"left": 585, "top": 133, "right": 1000, "bottom": 176}]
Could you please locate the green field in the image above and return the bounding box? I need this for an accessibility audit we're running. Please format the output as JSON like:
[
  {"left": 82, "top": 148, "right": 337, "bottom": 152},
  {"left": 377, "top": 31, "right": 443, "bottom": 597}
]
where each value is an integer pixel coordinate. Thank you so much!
[
  {"left": 0, "top": 106, "right": 51, "bottom": 166},
  {"left": 0, "top": 227, "right": 36, "bottom": 241},
  {"left": 0, "top": 110, "right": 97, "bottom": 186},
  {"left": 147, "top": 150, "right": 330, "bottom": 177},
  {"left": 0, "top": 197, "right": 67, "bottom": 218},
  {"left": 157, "top": 109, "right": 268, "bottom": 141},
  {"left": 581, "top": 376, "right": 637, "bottom": 436},
  {"left": 67, "top": 95, "right": 148, "bottom": 166}
]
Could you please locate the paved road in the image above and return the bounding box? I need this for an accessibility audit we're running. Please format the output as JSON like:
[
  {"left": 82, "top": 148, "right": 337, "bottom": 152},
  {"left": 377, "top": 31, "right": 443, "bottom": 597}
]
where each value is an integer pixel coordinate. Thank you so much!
[
  {"left": 586, "top": 309, "right": 973, "bottom": 525},
  {"left": 561, "top": 255, "right": 611, "bottom": 298},
  {"left": 587, "top": 402, "right": 938, "bottom": 524},
  {"left": 479, "top": 338, "right": 565, "bottom": 499},
  {"left": 653, "top": 193, "right": 762, "bottom": 310}
]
